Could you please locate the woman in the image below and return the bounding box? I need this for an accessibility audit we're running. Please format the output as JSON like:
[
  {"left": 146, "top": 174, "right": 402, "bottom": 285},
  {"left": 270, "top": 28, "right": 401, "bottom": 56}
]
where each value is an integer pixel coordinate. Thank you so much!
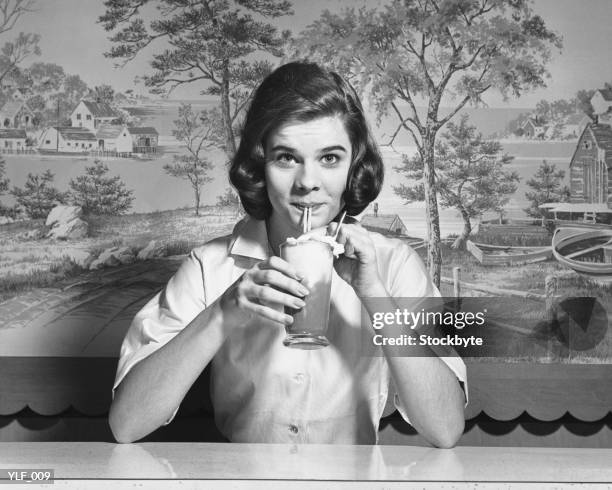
[{"left": 109, "top": 62, "right": 466, "bottom": 447}]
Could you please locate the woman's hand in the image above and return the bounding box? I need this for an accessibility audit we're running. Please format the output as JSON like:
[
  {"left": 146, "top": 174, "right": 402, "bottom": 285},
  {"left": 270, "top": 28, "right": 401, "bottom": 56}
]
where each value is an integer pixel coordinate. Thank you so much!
[
  {"left": 327, "top": 222, "right": 385, "bottom": 298},
  {"left": 220, "top": 256, "right": 310, "bottom": 329}
]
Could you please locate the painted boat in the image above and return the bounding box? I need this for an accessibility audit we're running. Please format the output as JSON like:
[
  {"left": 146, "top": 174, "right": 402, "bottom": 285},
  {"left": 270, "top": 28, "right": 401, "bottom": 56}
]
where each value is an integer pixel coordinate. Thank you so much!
[
  {"left": 551, "top": 227, "right": 612, "bottom": 281},
  {"left": 466, "top": 240, "right": 552, "bottom": 266}
]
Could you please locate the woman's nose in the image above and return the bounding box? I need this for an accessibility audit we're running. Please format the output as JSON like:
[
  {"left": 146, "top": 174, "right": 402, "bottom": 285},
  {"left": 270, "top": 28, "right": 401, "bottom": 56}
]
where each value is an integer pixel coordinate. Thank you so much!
[{"left": 294, "top": 160, "right": 321, "bottom": 191}]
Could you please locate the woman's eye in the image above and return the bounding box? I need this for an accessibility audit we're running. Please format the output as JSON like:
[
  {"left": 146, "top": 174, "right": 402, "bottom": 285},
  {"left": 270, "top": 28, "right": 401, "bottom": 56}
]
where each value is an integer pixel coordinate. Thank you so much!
[
  {"left": 321, "top": 154, "right": 339, "bottom": 165},
  {"left": 276, "top": 153, "right": 297, "bottom": 165}
]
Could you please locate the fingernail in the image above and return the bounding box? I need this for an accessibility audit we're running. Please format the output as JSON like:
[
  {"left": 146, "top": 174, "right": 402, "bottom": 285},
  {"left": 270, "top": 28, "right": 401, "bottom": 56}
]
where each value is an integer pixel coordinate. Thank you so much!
[
  {"left": 285, "top": 315, "right": 294, "bottom": 325},
  {"left": 294, "top": 299, "right": 306, "bottom": 308},
  {"left": 298, "top": 286, "right": 309, "bottom": 296}
]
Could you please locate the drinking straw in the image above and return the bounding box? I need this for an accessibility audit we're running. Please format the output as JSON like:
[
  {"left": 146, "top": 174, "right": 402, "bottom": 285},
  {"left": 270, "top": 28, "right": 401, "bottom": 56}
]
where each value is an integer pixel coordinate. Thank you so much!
[
  {"left": 332, "top": 210, "right": 347, "bottom": 241},
  {"left": 302, "top": 207, "right": 308, "bottom": 234},
  {"left": 307, "top": 207, "right": 312, "bottom": 232}
]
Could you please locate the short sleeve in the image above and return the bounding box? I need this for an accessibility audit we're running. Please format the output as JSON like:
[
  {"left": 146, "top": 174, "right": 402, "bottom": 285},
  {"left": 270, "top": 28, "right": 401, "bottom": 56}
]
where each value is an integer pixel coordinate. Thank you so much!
[
  {"left": 381, "top": 241, "right": 469, "bottom": 420},
  {"left": 112, "top": 251, "right": 207, "bottom": 423}
]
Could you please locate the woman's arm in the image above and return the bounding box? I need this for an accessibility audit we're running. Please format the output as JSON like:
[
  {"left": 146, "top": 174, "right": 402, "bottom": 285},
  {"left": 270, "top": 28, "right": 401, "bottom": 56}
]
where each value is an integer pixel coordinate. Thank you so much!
[
  {"left": 360, "top": 291, "right": 466, "bottom": 449},
  {"left": 329, "top": 223, "right": 465, "bottom": 448},
  {"left": 109, "top": 296, "right": 227, "bottom": 443},
  {"left": 109, "top": 255, "right": 308, "bottom": 443}
]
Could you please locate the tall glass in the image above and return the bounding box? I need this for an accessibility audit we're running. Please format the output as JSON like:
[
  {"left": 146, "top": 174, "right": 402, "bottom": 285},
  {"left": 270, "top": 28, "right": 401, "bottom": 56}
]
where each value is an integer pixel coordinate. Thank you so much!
[{"left": 279, "top": 238, "right": 333, "bottom": 348}]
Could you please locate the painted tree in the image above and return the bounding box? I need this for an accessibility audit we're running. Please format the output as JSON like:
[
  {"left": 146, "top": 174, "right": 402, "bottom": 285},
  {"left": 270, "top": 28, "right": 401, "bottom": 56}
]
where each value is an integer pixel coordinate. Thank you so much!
[
  {"left": 575, "top": 89, "right": 595, "bottom": 119},
  {"left": 291, "top": 0, "right": 561, "bottom": 285},
  {"left": 69, "top": 160, "right": 134, "bottom": 215},
  {"left": 0, "top": 0, "right": 40, "bottom": 88},
  {"left": 164, "top": 103, "right": 223, "bottom": 216},
  {"left": 524, "top": 159, "right": 569, "bottom": 222},
  {"left": 90, "top": 84, "right": 115, "bottom": 104},
  {"left": 99, "top": 0, "right": 292, "bottom": 157},
  {"left": 20, "top": 63, "right": 90, "bottom": 125},
  {"left": 216, "top": 185, "right": 242, "bottom": 217},
  {"left": 11, "top": 170, "right": 67, "bottom": 219},
  {"left": 395, "top": 115, "right": 519, "bottom": 249}
]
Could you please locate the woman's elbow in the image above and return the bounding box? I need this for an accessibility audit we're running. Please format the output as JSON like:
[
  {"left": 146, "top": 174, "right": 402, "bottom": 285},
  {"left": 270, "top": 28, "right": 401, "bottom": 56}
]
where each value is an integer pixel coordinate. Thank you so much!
[
  {"left": 109, "top": 411, "right": 134, "bottom": 443},
  {"left": 108, "top": 401, "right": 142, "bottom": 444},
  {"left": 430, "top": 418, "right": 464, "bottom": 449}
]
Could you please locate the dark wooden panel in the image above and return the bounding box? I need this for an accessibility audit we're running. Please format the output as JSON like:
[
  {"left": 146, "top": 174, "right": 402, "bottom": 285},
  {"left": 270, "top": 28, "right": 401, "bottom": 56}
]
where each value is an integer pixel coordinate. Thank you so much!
[{"left": 464, "top": 362, "right": 612, "bottom": 421}]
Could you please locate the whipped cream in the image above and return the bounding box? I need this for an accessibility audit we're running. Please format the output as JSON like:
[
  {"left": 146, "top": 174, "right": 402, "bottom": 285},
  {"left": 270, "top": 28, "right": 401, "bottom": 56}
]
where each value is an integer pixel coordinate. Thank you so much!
[{"left": 284, "top": 233, "right": 345, "bottom": 257}]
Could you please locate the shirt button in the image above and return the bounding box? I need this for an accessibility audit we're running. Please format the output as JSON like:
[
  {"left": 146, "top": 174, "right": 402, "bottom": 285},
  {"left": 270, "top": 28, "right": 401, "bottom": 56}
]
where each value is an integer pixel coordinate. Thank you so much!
[
  {"left": 293, "top": 373, "right": 305, "bottom": 384},
  {"left": 289, "top": 424, "right": 299, "bottom": 434}
]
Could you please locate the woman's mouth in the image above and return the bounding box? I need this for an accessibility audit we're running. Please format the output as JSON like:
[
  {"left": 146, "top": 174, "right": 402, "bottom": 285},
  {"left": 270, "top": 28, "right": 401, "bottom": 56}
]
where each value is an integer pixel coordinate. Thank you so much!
[{"left": 292, "top": 203, "right": 323, "bottom": 212}]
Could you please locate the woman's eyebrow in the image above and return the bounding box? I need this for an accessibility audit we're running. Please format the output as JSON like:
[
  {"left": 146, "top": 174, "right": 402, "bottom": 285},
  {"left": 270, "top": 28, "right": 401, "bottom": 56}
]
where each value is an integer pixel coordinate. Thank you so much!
[
  {"left": 318, "top": 145, "right": 347, "bottom": 153},
  {"left": 270, "top": 144, "right": 297, "bottom": 153}
]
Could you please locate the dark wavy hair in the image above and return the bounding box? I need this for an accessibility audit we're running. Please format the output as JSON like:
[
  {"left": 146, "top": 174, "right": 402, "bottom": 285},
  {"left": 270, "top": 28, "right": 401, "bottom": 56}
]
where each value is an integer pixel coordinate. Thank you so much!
[{"left": 229, "top": 61, "right": 384, "bottom": 220}]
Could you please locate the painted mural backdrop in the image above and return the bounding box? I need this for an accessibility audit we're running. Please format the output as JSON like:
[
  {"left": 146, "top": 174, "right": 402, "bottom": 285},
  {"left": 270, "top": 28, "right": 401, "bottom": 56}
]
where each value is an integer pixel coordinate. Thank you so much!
[{"left": 0, "top": 0, "right": 610, "bottom": 364}]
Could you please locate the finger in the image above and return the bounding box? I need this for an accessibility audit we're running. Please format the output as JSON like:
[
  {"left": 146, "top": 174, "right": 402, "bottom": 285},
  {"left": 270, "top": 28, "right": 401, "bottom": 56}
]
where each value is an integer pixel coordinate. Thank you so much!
[
  {"left": 247, "top": 302, "right": 294, "bottom": 326},
  {"left": 326, "top": 222, "right": 338, "bottom": 237},
  {"left": 251, "top": 283, "right": 307, "bottom": 310},
  {"left": 253, "top": 268, "right": 310, "bottom": 297},
  {"left": 260, "top": 256, "right": 302, "bottom": 281}
]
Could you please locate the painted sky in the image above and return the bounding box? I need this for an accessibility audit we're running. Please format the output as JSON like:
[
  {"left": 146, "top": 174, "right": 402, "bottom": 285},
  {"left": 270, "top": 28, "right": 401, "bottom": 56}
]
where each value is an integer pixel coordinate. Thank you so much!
[{"left": 15, "top": 0, "right": 612, "bottom": 107}]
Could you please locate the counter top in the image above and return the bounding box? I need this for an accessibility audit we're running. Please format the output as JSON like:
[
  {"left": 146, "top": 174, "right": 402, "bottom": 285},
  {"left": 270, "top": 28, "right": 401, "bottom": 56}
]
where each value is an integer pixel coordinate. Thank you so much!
[{"left": 1, "top": 442, "right": 611, "bottom": 486}]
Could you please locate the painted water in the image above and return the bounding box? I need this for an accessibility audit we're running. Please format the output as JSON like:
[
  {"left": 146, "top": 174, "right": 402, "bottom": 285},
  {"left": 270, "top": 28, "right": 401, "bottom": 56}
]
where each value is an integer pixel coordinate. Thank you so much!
[{"left": 4, "top": 102, "right": 576, "bottom": 238}]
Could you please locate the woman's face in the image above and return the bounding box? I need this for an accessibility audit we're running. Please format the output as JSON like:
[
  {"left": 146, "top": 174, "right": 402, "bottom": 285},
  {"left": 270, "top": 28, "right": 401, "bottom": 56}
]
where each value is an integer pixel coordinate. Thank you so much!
[{"left": 264, "top": 115, "right": 352, "bottom": 236}]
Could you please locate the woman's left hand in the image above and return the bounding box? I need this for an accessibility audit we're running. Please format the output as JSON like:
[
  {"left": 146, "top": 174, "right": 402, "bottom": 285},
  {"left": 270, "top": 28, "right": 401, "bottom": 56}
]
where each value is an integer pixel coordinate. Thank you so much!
[{"left": 326, "top": 222, "right": 385, "bottom": 298}]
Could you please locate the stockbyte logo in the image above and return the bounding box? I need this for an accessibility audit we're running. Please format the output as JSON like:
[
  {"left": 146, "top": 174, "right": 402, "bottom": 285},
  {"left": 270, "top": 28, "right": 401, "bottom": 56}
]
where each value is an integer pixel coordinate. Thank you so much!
[{"left": 361, "top": 297, "right": 609, "bottom": 359}]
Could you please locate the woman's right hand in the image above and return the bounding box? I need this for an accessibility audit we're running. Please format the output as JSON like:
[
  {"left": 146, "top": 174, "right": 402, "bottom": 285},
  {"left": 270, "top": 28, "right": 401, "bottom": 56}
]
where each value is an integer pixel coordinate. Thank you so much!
[{"left": 219, "top": 256, "right": 310, "bottom": 328}]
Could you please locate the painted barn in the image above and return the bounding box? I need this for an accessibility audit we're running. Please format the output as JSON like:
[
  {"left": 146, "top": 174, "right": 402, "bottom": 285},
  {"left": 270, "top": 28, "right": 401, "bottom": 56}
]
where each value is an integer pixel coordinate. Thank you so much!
[
  {"left": 70, "top": 100, "right": 119, "bottom": 131},
  {"left": 590, "top": 88, "right": 612, "bottom": 115},
  {"left": 361, "top": 214, "right": 409, "bottom": 236},
  {"left": 569, "top": 123, "right": 612, "bottom": 208},
  {"left": 0, "top": 100, "right": 34, "bottom": 128},
  {"left": 0, "top": 128, "right": 27, "bottom": 149},
  {"left": 38, "top": 126, "right": 96, "bottom": 153}
]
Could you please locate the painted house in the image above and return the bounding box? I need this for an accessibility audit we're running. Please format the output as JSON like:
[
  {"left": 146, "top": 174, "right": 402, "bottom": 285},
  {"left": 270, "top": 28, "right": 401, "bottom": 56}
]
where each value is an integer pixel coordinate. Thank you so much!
[
  {"left": 95, "top": 124, "right": 125, "bottom": 152},
  {"left": 0, "top": 128, "right": 27, "bottom": 149},
  {"left": 590, "top": 88, "right": 612, "bottom": 115},
  {"left": 126, "top": 126, "right": 158, "bottom": 153},
  {"left": 361, "top": 214, "right": 409, "bottom": 236},
  {"left": 95, "top": 124, "right": 158, "bottom": 153},
  {"left": 521, "top": 117, "right": 547, "bottom": 139},
  {"left": 38, "top": 126, "right": 96, "bottom": 153},
  {"left": 70, "top": 100, "right": 119, "bottom": 131},
  {"left": 569, "top": 123, "right": 612, "bottom": 208},
  {"left": 0, "top": 100, "right": 34, "bottom": 128}
]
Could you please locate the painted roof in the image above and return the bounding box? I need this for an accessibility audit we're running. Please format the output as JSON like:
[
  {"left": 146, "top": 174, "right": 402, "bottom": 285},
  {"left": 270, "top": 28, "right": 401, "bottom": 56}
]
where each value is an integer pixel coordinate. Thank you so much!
[
  {"left": 0, "top": 128, "right": 26, "bottom": 139},
  {"left": 588, "top": 123, "right": 612, "bottom": 153},
  {"left": 95, "top": 124, "right": 123, "bottom": 139},
  {"left": 360, "top": 214, "right": 405, "bottom": 231},
  {"left": 127, "top": 126, "right": 158, "bottom": 135},
  {"left": 79, "top": 100, "right": 118, "bottom": 118},
  {"left": 55, "top": 126, "right": 96, "bottom": 141},
  {"left": 597, "top": 88, "right": 612, "bottom": 101},
  {"left": 0, "top": 100, "right": 32, "bottom": 117},
  {"left": 522, "top": 118, "right": 545, "bottom": 128}
]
